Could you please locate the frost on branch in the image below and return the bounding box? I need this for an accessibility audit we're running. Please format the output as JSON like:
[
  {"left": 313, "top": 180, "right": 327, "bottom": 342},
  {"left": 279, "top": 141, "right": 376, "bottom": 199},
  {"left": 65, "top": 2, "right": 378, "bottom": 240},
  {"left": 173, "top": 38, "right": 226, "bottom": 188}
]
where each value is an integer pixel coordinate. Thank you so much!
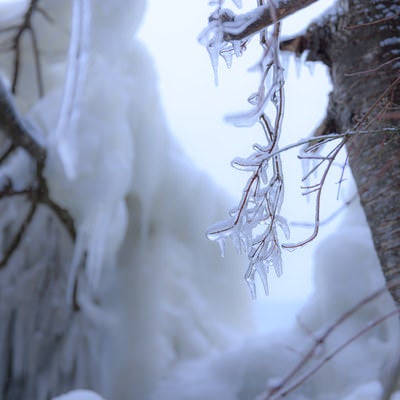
[
  {"left": 207, "top": 118, "right": 289, "bottom": 298},
  {"left": 202, "top": 1, "right": 289, "bottom": 297}
]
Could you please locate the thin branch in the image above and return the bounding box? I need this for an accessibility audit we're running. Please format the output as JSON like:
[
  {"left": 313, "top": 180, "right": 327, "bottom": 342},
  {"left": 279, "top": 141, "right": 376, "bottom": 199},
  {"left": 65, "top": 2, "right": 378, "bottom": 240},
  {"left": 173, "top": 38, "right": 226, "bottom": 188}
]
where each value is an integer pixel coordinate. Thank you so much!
[
  {"left": 344, "top": 57, "right": 400, "bottom": 77},
  {"left": 244, "top": 128, "right": 399, "bottom": 165},
  {"left": 0, "top": 143, "right": 16, "bottom": 164},
  {"left": 45, "top": 197, "right": 76, "bottom": 239},
  {"left": 282, "top": 138, "right": 346, "bottom": 249},
  {"left": 0, "top": 187, "right": 34, "bottom": 199},
  {"left": 290, "top": 193, "right": 357, "bottom": 228},
  {"left": 0, "top": 198, "right": 37, "bottom": 268},
  {"left": 35, "top": 161, "right": 77, "bottom": 240}
]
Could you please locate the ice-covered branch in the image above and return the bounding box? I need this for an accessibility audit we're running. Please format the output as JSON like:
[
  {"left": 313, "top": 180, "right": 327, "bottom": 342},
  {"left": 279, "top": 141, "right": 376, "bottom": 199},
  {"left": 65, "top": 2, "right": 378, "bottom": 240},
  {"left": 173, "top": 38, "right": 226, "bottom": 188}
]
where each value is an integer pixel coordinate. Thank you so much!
[{"left": 209, "top": 0, "right": 319, "bottom": 42}]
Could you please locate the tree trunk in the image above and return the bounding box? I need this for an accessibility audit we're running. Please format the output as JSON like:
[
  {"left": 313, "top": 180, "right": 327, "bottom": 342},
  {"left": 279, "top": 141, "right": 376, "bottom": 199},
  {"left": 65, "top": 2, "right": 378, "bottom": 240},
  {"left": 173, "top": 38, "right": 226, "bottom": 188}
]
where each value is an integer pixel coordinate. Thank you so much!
[{"left": 299, "top": 0, "right": 400, "bottom": 303}]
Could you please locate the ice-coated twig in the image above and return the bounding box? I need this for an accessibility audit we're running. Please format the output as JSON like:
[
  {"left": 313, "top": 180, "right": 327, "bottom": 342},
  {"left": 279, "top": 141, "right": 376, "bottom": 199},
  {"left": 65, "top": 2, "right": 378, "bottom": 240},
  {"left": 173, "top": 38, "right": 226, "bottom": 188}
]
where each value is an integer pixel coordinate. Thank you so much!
[
  {"left": 282, "top": 138, "right": 347, "bottom": 249},
  {"left": 206, "top": 9, "right": 288, "bottom": 297}
]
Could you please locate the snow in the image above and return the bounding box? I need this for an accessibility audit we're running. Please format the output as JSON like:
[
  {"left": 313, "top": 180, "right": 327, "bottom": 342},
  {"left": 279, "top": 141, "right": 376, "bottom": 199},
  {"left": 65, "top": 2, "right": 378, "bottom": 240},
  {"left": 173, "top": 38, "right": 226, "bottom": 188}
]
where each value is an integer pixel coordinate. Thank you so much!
[
  {"left": 0, "top": 1, "right": 399, "bottom": 400},
  {"left": 0, "top": 0, "right": 27, "bottom": 24}
]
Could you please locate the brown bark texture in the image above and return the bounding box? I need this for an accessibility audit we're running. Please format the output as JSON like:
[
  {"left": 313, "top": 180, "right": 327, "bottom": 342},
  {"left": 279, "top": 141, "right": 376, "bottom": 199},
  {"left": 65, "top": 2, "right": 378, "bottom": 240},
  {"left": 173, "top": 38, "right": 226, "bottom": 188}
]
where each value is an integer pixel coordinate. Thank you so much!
[{"left": 298, "top": 0, "right": 400, "bottom": 302}]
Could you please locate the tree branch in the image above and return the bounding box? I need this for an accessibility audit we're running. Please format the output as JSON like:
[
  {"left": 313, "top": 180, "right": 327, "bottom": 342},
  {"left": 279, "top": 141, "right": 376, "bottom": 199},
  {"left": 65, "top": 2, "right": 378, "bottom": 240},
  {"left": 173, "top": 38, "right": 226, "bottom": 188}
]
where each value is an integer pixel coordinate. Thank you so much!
[
  {"left": 215, "top": 0, "right": 319, "bottom": 42},
  {"left": 0, "top": 78, "right": 46, "bottom": 163}
]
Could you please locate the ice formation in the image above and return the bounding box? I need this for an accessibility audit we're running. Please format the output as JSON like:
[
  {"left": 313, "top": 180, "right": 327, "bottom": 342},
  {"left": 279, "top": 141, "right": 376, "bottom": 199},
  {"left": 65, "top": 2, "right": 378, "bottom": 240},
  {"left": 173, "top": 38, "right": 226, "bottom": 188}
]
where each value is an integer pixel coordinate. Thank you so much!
[{"left": 0, "top": 1, "right": 252, "bottom": 399}]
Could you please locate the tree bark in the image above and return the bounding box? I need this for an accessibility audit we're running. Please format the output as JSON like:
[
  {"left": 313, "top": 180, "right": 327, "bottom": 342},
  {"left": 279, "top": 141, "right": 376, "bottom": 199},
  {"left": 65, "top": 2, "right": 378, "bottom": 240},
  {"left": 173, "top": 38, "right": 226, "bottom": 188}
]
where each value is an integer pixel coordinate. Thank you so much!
[{"left": 297, "top": 0, "right": 400, "bottom": 302}]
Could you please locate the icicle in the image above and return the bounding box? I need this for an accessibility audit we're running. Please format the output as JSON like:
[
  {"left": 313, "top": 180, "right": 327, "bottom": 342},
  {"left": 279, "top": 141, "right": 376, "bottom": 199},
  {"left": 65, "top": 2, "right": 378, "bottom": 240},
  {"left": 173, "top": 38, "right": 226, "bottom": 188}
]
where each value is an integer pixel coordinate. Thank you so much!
[
  {"left": 207, "top": 44, "right": 220, "bottom": 85},
  {"left": 217, "top": 238, "right": 226, "bottom": 258},
  {"left": 271, "top": 246, "right": 283, "bottom": 277},
  {"left": 294, "top": 55, "right": 302, "bottom": 79},
  {"left": 256, "top": 261, "right": 269, "bottom": 295},
  {"left": 245, "top": 264, "right": 257, "bottom": 300},
  {"left": 232, "top": 40, "right": 243, "bottom": 57},
  {"left": 220, "top": 46, "right": 234, "bottom": 68},
  {"left": 247, "top": 92, "right": 259, "bottom": 105},
  {"left": 207, "top": 220, "right": 231, "bottom": 241}
]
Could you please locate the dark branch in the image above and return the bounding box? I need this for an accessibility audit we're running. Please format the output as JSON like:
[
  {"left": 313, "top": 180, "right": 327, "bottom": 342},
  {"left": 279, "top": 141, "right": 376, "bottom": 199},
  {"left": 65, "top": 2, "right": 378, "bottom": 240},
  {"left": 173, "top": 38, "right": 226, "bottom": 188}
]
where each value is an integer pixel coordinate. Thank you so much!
[
  {"left": 11, "top": 0, "right": 40, "bottom": 94},
  {"left": 0, "top": 142, "right": 16, "bottom": 164},
  {"left": 0, "top": 198, "right": 37, "bottom": 268},
  {"left": 0, "top": 78, "right": 46, "bottom": 163}
]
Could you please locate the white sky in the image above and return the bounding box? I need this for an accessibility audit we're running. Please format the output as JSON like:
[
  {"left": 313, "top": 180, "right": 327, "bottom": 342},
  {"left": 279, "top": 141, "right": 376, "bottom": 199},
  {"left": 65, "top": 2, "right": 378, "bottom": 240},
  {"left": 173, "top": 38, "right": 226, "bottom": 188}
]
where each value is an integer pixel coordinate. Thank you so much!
[{"left": 138, "top": 0, "right": 344, "bottom": 330}]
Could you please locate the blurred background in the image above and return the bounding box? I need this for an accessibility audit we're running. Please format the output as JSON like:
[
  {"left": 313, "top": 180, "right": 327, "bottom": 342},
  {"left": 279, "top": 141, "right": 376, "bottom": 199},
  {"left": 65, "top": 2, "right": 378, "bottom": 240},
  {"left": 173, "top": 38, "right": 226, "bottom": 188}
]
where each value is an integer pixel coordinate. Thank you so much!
[{"left": 0, "top": 0, "right": 344, "bottom": 332}]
